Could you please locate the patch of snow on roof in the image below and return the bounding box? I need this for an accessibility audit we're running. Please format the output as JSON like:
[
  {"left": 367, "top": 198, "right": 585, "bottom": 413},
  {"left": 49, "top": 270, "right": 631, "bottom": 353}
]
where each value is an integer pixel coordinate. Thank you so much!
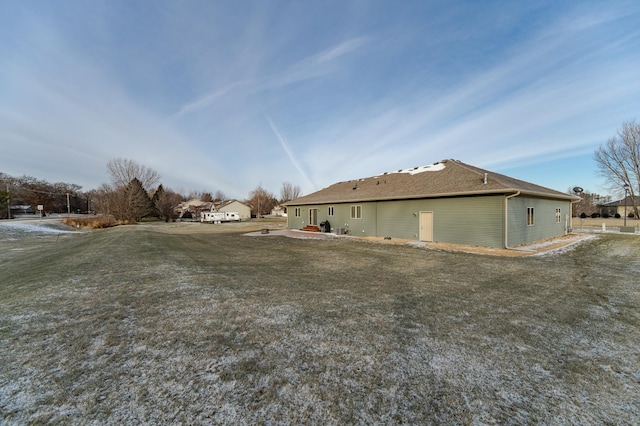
[{"left": 380, "top": 162, "right": 446, "bottom": 176}]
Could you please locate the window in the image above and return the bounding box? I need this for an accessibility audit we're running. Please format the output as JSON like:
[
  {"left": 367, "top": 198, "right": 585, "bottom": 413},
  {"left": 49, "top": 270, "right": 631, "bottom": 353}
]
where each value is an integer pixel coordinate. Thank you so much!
[
  {"left": 527, "top": 207, "right": 535, "bottom": 226},
  {"left": 295, "top": 207, "right": 301, "bottom": 217},
  {"left": 328, "top": 206, "right": 335, "bottom": 216},
  {"left": 350, "top": 205, "right": 362, "bottom": 219},
  {"left": 555, "top": 208, "right": 561, "bottom": 223}
]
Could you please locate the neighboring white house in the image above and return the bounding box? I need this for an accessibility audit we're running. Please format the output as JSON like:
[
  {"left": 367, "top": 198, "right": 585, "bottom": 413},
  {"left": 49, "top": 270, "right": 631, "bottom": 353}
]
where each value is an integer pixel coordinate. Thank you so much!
[
  {"left": 271, "top": 205, "right": 287, "bottom": 217},
  {"left": 216, "top": 199, "right": 252, "bottom": 220}
]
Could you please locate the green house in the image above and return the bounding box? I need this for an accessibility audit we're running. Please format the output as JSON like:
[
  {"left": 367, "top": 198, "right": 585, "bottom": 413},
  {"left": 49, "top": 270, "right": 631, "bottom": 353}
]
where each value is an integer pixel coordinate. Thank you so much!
[{"left": 285, "top": 159, "right": 579, "bottom": 248}]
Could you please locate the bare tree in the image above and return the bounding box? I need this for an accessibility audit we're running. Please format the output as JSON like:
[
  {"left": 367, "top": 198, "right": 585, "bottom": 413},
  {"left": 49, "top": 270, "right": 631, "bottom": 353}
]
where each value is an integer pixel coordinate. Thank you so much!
[
  {"left": 0, "top": 172, "right": 86, "bottom": 215},
  {"left": 214, "top": 190, "right": 226, "bottom": 203},
  {"left": 247, "top": 185, "right": 278, "bottom": 217},
  {"left": 107, "top": 158, "right": 160, "bottom": 191},
  {"left": 91, "top": 179, "right": 154, "bottom": 223},
  {"left": 186, "top": 191, "right": 214, "bottom": 202},
  {"left": 594, "top": 120, "right": 640, "bottom": 218},
  {"left": 90, "top": 184, "right": 129, "bottom": 222},
  {"left": 280, "top": 182, "right": 302, "bottom": 203},
  {"left": 569, "top": 188, "right": 610, "bottom": 217}
]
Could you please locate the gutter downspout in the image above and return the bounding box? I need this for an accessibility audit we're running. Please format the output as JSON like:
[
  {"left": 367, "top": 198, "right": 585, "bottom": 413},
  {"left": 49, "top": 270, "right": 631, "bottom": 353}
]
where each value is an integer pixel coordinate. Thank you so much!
[
  {"left": 504, "top": 191, "right": 520, "bottom": 249},
  {"left": 569, "top": 198, "right": 582, "bottom": 234}
]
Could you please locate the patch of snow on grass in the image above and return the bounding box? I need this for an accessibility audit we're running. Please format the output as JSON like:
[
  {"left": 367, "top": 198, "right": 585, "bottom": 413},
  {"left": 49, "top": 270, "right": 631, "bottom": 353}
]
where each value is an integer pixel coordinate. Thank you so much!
[
  {"left": 0, "top": 221, "right": 80, "bottom": 236},
  {"left": 530, "top": 234, "right": 597, "bottom": 256}
]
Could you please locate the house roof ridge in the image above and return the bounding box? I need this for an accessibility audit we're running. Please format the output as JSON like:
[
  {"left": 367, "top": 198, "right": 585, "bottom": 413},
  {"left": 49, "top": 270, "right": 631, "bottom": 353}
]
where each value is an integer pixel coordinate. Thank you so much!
[
  {"left": 448, "top": 160, "right": 512, "bottom": 187},
  {"left": 284, "top": 158, "right": 578, "bottom": 206},
  {"left": 451, "top": 160, "right": 576, "bottom": 198}
]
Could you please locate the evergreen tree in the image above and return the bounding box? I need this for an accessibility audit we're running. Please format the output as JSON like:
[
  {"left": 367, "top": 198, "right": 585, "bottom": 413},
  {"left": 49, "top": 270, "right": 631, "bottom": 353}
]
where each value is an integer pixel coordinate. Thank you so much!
[
  {"left": 152, "top": 184, "right": 183, "bottom": 222},
  {"left": 152, "top": 184, "right": 165, "bottom": 218},
  {"left": 126, "top": 178, "right": 154, "bottom": 222}
]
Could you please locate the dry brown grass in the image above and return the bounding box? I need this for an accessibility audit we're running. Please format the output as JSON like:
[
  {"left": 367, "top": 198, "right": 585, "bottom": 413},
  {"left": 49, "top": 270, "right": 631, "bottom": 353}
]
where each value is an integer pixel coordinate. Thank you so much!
[
  {"left": 62, "top": 215, "right": 117, "bottom": 229},
  {"left": 1, "top": 221, "right": 639, "bottom": 424}
]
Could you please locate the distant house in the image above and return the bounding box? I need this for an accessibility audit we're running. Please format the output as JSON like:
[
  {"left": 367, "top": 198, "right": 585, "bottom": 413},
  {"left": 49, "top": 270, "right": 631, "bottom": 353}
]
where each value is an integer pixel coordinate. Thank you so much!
[
  {"left": 601, "top": 196, "right": 639, "bottom": 218},
  {"left": 285, "top": 159, "right": 580, "bottom": 248},
  {"left": 271, "top": 205, "right": 287, "bottom": 217},
  {"left": 175, "top": 199, "right": 213, "bottom": 219},
  {"left": 216, "top": 199, "right": 252, "bottom": 221}
]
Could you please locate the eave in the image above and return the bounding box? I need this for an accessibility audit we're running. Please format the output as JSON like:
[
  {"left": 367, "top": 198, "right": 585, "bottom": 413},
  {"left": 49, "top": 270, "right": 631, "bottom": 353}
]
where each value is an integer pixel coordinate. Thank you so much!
[{"left": 285, "top": 188, "right": 579, "bottom": 206}]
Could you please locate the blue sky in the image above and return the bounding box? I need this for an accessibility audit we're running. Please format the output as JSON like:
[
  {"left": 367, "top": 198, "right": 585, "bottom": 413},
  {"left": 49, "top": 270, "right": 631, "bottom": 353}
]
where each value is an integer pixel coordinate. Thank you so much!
[{"left": 1, "top": 1, "right": 639, "bottom": 199}]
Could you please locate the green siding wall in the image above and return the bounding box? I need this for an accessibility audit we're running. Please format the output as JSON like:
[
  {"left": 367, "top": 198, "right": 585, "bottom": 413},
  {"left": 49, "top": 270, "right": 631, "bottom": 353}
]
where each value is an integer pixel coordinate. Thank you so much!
[
  {"left": 288, "top": 195, "right": 570, "bottom": 248},
  {"left": 375, "top": 196, "right": 504, "bottom": 246},
  {"left": 507, "top": 196, "right": 571, "bottom": 247},
  {"left": 287, "top": 203, "right": 377, "bottom": 236},
  {"left": 375, "top": 199, "right": 423, "bottom": 239},
  {"left": 432, "top": 196, "right": 505, "bottom": 247},
  {"left": 290, "top": 195, "right": 505, "bottom": 247}
]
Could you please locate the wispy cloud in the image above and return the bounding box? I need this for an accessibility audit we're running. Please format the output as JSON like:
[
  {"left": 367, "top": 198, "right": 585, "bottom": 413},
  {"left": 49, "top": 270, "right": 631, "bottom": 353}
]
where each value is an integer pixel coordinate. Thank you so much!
[
  {"left": 291, "top": 4, "right": 640, "bottom": 192},
  {"left": 267, "top": 116, "right": 315, "bottom": 189},
  {"left": 304, "top": 37, "right": 367, "bottom": 66},
  {"left": 172, "top": 37, "right": 368, "bottom": 119},
  {"left": 171, "top": 81, "right": 249, "bottom": 119}
]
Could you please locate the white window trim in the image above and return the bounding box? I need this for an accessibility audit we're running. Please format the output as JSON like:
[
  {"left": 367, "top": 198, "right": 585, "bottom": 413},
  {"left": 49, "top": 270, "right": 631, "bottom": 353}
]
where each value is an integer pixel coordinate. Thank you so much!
[
  {"left": 527, "top": 207, "right": 535, "bottom": 226},
  {"left": 328, "top": 206, "right": 335, "bottom": 216},
  {"left": 350, "top": 205, "right": 362, "bottom": 219}
]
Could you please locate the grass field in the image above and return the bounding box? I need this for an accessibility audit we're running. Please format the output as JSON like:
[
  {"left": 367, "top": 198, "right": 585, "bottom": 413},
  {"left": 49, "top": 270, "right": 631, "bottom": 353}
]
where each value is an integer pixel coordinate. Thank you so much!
[{"left": 1, "top": 220, "right": 639, "bottom": 424}]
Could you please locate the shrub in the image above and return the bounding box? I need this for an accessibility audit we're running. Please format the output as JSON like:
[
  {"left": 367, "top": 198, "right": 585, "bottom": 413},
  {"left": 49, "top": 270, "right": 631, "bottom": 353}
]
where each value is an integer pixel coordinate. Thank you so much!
[
  {"left": 591, "top": 213, "right": 600, "bottom": 218},
  {"left": 62, "top": 216, "right": 117, "bottom": 229},
  {"left": 580, "top": 213, "right": 587, "bottom": 219}
]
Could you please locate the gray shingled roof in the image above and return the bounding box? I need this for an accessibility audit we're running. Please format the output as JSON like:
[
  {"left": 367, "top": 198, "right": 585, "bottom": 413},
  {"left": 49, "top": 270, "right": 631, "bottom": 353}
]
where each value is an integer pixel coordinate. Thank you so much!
[
  {"left": 602, "top": 195, "right": 640, "bottom": 207},
  {"left": 286, "top": 159, "right": 578, "bottom": 206}
]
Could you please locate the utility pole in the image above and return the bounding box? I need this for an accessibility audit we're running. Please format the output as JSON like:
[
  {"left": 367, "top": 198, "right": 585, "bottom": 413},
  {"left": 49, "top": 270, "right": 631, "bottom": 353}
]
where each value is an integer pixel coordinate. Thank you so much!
[
  {"left": 624, "top": 183, "right": 629, "bottom": 227},
  {"left": 66, "top": 193, "right": 71, "bottom": 216}
]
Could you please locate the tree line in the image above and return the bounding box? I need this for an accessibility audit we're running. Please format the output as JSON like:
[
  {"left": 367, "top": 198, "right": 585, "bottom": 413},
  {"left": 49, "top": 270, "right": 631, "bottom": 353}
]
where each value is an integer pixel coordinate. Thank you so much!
[
  {"left": 0, "top": 173, "right": 85, "bottom": 219},
  {"left": 0, "top": 157, "right": 302, "bottom": 222}
]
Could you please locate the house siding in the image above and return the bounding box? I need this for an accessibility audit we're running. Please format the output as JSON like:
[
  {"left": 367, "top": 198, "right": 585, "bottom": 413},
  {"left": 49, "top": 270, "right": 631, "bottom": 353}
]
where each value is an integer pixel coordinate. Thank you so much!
[
  {"left": 289, "top": 195, "right": 508, "bottom": 247},
  {"left": 376, "top": 200, "right": 424, "bottom": 239},
  {"left": 431, "top": 196, "right": 505, "bottom": 247},
  {"left": 218, "top": 200, "right": 251, "bottom": 220},
  {"left": 507, "top": 196, "right": 570, "bottom": 247},
  {"left": 288, "top": 203, "right": 378, "bottom": 235},
  {"left": 374, "top": 196, "right": 504, "bottom": 246}
]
